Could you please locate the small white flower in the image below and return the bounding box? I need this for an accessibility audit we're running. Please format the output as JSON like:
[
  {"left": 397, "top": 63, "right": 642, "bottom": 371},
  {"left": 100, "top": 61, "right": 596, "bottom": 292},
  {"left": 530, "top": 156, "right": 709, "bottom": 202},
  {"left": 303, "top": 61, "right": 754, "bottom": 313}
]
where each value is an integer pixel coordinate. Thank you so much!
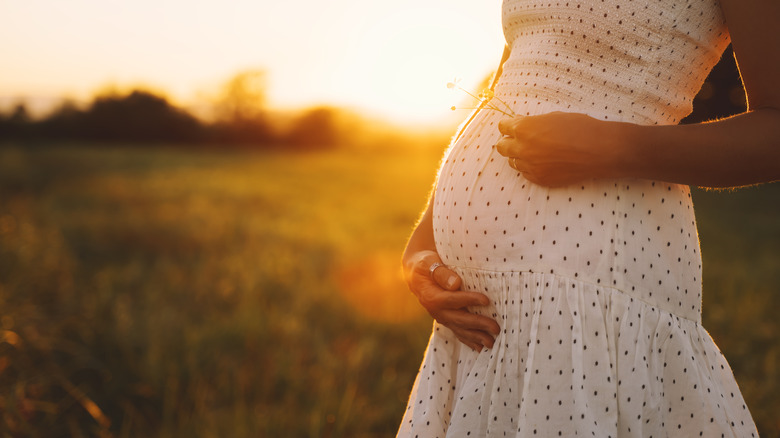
[
  {"left": 479, "top": 88, "right": 495, "bottom": 100},
  {"left": 448, "top": 81, "right": 515, "bottom": 117}
]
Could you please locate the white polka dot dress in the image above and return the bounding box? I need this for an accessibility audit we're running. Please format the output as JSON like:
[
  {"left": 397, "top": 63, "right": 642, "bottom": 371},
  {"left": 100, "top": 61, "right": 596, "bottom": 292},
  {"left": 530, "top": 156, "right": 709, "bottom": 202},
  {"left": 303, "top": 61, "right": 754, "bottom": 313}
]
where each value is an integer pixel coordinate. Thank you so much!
[{"left": 397, "top": 0, "right": 759, "bottom": 437}]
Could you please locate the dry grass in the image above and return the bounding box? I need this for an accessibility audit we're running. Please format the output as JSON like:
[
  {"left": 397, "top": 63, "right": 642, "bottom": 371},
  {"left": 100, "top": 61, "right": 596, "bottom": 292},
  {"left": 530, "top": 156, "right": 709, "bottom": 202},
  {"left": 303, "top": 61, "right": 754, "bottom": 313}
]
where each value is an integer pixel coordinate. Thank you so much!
[{"left": 0, "top": 143, "right": 777, "bottom": 437}]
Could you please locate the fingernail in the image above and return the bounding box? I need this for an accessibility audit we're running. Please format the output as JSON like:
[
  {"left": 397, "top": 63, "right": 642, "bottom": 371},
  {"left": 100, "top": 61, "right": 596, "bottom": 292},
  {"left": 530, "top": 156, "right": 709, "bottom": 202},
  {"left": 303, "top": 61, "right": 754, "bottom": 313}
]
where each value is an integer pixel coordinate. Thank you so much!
[{"left": 446, "top": 276, "right": 457, "bottom": 288}]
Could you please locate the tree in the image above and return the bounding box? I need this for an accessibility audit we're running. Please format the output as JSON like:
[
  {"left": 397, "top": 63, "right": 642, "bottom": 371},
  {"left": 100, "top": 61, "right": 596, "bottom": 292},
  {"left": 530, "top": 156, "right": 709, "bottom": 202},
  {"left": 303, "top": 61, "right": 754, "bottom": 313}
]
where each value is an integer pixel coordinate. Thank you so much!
[
  {"left": 0, "top": 103, "right": 32, "bottom": 139},
  {"left": 8, "top": 104, "right": 31, "bottom": 124},
  {"left": 287, "top": 107, "right": 340, "bottom": 148},
  {"left": 214, "top": 70, "right": 268, "bottom": 123},
  {"left": 79, "top": 90, "right": 203, "bottom": 143}
]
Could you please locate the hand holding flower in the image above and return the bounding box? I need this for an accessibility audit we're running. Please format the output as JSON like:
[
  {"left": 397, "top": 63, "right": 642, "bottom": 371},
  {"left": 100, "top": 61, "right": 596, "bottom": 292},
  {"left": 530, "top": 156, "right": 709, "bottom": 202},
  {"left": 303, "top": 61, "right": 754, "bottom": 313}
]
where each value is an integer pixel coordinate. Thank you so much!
[{"left": 495, "top": 112, "right": 630, "bottom": 187}]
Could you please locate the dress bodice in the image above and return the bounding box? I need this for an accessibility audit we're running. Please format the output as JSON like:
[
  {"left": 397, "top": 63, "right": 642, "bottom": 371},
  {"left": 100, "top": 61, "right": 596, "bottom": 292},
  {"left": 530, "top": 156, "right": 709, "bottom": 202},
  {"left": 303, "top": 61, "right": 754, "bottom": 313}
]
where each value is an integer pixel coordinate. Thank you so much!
[{"left": 498, "top": 0, "right": 731, "bottom": 124}]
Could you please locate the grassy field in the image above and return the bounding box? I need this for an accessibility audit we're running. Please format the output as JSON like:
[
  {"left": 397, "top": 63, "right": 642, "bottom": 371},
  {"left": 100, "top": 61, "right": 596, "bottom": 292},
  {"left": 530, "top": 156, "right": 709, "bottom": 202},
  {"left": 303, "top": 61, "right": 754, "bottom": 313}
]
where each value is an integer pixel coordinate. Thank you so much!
[{"left": 0, "top": 143, "right": 777, "bottom": 437}]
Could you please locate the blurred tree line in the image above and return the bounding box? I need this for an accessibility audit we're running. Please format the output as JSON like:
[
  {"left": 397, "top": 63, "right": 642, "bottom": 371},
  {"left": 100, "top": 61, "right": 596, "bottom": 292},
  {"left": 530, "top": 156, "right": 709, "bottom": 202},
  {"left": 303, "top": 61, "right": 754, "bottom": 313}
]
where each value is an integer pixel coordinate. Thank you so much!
[
  {"left": 0, "top": 46, "right": 747, "bottom": 148},
  {"left": 0, "top": 70, "right": 357, "bottom": 149}
]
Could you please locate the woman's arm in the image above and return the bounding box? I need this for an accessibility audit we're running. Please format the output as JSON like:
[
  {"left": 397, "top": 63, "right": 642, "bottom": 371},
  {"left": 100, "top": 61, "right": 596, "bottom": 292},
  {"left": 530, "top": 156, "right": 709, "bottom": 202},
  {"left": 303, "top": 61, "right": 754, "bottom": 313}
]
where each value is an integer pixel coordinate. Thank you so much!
[
  {"left": 619, "top": 108, "right": 780, "bottom": 188},
  {"left": 496, "top": 0, "right": 780, "bottom": 188},
  {"left": 402, "top": 194, "right": 500, "bottom": 352},
  {"left": 623, "top": 0, "right": 780, "bottom": 188}
]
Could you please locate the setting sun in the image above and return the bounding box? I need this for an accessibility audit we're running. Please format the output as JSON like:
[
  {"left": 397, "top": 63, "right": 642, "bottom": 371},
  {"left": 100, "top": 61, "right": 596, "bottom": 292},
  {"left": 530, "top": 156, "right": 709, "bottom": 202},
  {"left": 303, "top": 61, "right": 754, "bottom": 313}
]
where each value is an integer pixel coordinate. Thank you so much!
[
  {"left": 324, "top": 4, "right": 504, "bottom": 123},
  {"left": 0, "top": 0, "right": 504, "bottom": 124}
]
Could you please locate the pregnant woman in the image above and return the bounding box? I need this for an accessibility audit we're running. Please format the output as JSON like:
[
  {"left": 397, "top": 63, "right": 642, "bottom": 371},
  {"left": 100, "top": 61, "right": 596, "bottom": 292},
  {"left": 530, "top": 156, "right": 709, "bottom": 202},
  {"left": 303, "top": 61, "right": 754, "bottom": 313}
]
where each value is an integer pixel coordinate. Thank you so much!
[{"left": 398, "top": 0, "right": 779, "bottom": 436}]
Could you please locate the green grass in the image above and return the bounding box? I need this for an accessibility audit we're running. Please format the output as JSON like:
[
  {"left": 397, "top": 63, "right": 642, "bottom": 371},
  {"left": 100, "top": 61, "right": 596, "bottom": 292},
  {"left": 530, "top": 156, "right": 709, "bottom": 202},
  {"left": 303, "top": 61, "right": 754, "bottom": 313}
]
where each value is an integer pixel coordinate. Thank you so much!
[{"left": 0, "top": 143, "right": 777, "bottom": 437}]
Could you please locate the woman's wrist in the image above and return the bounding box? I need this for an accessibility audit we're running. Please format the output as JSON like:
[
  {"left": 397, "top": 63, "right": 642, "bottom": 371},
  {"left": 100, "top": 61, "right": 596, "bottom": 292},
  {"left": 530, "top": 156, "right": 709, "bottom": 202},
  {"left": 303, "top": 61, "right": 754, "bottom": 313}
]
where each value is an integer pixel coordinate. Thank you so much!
[{"left": 604, "top": 120, "right": 647, "bottom": 180}]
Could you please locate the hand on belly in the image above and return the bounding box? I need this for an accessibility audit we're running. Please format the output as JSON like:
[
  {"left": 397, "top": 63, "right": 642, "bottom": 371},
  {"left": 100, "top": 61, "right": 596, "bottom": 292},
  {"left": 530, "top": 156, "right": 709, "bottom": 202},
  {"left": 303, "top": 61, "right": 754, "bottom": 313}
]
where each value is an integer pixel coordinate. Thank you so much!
[{"left": 404, "top": 250, "right": 501, "bottom": 351}]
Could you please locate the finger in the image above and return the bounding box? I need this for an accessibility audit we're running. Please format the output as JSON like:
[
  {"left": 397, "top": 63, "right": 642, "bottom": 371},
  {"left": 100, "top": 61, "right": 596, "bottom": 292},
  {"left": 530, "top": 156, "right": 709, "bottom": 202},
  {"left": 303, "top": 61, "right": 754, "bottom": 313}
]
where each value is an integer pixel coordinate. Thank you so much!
[
  {"left": 522, "top": 172, "right": 544, "bottom": 186},
  {"left": 404, "top": 250, "right": 438, "bottom": 282},
  {"left": 507, "top": 156, "right": 528, "bottom": 172},
  {"left": 498, "top": 117, "right": 516, "bottom": 136},
  {"left": 408, "top": 253, "right": 442, "bottom": 287},
  {"left": 449, "top": 326, "right": 489, "bottom": 350},
  {"left": 437, "top": 308, "right": 501, "bottom": 335},
  {"left": 421, "top": 287, "right": 481, "bottom": 310},
  {"left": 411, "top": 250, "right": 441, "bottom": 275},
  {"left": 465, "top": 342, "right": 484, "bottom": 353},
  {"left": 431, "top": 265, "right": 461, "bottom": 291},
  {"left": 450, "top": 325, "right": 495, "bottom": 350},
  {"left": 434, "top": 290, "right": 491, "bottom": 309},
  {"left": 495, "top": 136, "right": 513, "bottom": 156}
]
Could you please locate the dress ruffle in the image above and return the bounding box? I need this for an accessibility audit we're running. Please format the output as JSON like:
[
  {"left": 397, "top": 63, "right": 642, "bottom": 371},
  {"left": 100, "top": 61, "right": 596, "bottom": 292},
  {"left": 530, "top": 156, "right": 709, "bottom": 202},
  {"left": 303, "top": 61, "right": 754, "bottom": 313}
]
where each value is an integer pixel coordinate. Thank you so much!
[{"left": 398, "top": 268, "right": 757, "bottom": 438}]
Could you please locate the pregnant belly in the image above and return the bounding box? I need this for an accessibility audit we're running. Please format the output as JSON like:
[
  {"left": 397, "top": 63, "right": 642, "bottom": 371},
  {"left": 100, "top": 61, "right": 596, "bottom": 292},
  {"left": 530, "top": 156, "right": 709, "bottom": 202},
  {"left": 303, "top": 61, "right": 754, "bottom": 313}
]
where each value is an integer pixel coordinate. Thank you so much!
[{"left": 431, "top": 111, "right": 702, "bottom": 319}]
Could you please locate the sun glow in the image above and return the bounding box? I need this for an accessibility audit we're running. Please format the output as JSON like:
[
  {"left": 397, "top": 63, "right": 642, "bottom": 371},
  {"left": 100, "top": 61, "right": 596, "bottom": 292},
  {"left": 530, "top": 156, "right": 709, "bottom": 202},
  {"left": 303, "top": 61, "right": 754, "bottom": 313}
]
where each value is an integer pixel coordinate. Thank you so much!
[
  {"left": 0, "top": 0, "right": 505, "bottom": 124},
  {"left": 323, "top": 6, "right": 505, "bottom": 124}
]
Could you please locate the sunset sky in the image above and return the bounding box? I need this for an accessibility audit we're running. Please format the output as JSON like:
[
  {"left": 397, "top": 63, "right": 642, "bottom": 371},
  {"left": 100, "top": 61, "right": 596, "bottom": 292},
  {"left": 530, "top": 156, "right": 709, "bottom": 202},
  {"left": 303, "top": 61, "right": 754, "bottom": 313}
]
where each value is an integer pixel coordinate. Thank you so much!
[{"left": 0, "top": 0, "right": 505, "bottom": 124}]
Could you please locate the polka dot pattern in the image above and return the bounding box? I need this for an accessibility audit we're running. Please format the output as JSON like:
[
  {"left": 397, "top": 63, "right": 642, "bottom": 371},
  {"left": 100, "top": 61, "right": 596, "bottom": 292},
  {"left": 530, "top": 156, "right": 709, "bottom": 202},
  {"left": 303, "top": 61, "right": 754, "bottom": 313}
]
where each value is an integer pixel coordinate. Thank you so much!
[
  {"left": 398, "top": 0, "right": 757, "bottom": 436},
  {"left": 399, "top": 272, "right": 757, "bottom": 437},
  {"left": 499, "top": 0, "right": 731, "bottom": 125}
]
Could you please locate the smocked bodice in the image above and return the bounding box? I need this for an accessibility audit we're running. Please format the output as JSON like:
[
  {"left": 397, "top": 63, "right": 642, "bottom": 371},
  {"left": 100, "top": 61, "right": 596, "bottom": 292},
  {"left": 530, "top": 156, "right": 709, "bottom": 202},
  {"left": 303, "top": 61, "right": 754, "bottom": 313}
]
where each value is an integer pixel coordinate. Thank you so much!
[{"left": 498, "top": 0, "right": 731, "bottom": 124}]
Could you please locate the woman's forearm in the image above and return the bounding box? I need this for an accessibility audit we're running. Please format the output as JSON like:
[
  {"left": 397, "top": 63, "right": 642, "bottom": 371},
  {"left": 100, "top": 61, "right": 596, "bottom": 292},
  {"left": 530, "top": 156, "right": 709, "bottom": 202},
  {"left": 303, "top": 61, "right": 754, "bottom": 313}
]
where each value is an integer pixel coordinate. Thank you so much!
[
  {"left": 615, "top": 0, "right": 780, "bottom": 189},
  {"left": 616, "top": 107, "right": 780, "bottom": 188},
  {"left": 402, "top": 196, "right": 438, "bottom": 271}
]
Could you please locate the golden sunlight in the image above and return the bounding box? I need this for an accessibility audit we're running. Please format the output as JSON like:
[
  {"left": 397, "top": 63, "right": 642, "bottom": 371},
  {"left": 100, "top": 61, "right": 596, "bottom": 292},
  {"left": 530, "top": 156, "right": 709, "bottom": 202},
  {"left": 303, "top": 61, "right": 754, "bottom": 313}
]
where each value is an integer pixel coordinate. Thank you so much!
[
  {"left": 328, "top": 6, "right": 504, "bottom": 123},
  {"left": 335, "top": 253, "right": 425, "bottom": 322},
  {"left": 0, "top": 0, "right": 504, "bottom": 124}
]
